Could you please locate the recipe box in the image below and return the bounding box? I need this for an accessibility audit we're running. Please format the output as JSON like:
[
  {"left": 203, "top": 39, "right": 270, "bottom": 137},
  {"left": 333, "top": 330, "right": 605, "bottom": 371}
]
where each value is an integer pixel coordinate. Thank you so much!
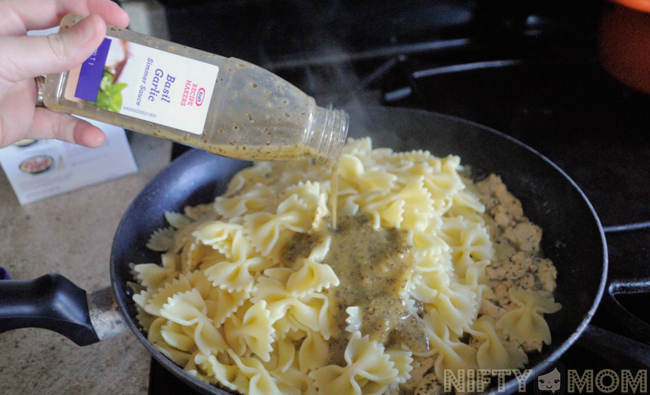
[{"left": 0, "top": 119, "right": 137, "bottom": 205}]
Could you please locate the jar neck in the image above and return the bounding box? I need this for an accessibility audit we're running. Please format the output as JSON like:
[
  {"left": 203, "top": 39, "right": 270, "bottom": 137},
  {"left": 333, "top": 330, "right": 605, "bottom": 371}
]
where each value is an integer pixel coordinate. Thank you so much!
[{"left": 307, "top": 105, "right": 349, "bottom": 166}]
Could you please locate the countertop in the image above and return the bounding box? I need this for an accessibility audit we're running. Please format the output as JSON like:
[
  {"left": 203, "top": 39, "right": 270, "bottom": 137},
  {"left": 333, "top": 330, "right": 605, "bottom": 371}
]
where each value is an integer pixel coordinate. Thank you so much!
[{"left": 0, "top": 133, "right": 172, "bottom": 395}]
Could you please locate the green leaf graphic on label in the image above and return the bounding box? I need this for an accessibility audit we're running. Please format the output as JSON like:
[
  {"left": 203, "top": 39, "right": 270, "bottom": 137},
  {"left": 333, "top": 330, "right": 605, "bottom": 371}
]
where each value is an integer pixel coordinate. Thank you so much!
[{"left": 89, "top": 69, "right": 127, "bottom": 112}]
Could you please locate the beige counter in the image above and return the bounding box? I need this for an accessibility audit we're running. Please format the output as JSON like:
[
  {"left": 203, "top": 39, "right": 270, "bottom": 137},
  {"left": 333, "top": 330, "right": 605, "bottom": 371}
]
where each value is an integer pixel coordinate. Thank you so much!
[{"left": 0, "top": 134, "right": 172, "bottom": 395}]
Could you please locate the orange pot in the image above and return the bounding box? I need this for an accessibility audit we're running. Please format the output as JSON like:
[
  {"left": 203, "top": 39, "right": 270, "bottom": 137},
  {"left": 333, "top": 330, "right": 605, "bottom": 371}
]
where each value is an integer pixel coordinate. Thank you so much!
[{"left": 599, "top": 0, "right": 650, "bottom": 93}]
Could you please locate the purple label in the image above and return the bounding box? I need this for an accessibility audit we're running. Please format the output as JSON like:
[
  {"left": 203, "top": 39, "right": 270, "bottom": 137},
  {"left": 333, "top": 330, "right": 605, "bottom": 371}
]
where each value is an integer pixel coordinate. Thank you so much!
[{"left": 75, "top": 38, "right": 112, "bottom": 102}]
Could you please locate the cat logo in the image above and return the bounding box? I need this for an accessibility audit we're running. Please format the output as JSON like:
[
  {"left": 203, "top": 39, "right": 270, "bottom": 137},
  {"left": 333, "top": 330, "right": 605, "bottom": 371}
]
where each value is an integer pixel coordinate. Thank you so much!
[{"left": 535, "top": 362, "right": 565, "bottom": 395}]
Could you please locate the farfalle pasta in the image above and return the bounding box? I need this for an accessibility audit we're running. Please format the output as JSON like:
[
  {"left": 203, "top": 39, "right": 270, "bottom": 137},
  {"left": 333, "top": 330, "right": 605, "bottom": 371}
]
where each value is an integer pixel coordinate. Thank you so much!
[{"left": 131, "top": 137, "right": 561, "bottom": 394}]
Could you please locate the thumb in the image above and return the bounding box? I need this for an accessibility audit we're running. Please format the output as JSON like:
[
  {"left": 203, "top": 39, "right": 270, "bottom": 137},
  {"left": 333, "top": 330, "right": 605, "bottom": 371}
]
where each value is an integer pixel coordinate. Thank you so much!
[{"left": 0, "top": 14, "right": 106, "bottom": 82}]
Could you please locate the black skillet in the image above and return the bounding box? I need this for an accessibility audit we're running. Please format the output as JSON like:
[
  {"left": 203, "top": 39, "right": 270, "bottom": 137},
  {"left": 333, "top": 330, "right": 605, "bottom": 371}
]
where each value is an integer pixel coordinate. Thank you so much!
[{"left": 0, "top": 107, "right": 609, "bottom": 394}]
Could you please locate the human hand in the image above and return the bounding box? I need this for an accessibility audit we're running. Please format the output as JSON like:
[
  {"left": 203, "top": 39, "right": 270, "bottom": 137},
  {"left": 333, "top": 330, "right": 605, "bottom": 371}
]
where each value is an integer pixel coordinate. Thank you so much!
[{"left": 0, "top": 0, "right": 129, "bottom": 148}]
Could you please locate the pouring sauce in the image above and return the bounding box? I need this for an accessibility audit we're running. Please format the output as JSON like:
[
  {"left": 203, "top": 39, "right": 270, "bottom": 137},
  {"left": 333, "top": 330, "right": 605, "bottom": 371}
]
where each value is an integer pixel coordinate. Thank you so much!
[{"left": 330, "top": 164, "right": 339, "bottom": 229}]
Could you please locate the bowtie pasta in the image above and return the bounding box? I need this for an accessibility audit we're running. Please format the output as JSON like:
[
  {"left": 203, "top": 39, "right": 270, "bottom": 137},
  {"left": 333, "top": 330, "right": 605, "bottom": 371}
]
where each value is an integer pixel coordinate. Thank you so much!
[{"left": 131, "top": 137, "right": 561, "bottom": 395}]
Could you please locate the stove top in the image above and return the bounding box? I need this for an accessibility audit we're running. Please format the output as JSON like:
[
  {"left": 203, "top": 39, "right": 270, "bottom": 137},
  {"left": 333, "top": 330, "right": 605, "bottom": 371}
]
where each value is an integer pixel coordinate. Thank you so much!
[{"left": 153, "top": 0, "right": 650, "bottom": 393}]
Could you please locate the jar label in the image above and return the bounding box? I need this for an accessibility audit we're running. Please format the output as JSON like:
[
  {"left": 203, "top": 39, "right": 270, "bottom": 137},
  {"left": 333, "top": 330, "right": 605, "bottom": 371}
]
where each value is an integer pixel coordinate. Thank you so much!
[{"left": 65, "top": 37, "right": 219, "bottom": 135}]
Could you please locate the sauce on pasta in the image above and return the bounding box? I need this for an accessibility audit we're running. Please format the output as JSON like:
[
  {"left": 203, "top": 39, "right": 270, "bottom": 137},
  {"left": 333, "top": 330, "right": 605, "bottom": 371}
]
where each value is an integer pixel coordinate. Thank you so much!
[
  {"left": 283, "top": 213, "right": 430, "bottom": 365},
  {"left": 325, "top": 215, "right": 429, "bottom": 352}
]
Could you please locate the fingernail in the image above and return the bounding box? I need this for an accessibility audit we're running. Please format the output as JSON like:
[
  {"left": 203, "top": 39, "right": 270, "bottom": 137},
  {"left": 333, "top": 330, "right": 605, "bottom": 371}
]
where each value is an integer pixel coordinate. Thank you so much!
[{"left": 77, "top": 16, "right": 96, "bottom": 41}]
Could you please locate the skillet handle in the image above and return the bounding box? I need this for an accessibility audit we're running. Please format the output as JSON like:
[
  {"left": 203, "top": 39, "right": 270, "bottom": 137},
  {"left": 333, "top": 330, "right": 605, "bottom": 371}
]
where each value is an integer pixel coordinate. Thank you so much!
[{"left": 0, "top": 273, "right": 100, "bottom": 346}]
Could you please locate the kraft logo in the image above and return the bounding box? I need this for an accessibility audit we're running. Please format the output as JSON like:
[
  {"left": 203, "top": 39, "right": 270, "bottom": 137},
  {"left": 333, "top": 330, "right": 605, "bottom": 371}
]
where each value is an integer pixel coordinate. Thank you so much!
[{"left": 196, "top": 88, "right": 206, "bottom": 106}]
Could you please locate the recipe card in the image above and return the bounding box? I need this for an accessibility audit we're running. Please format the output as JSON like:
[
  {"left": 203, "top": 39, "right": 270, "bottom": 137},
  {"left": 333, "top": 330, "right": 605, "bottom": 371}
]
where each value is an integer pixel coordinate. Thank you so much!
[{"left": 0, "top": 118, "right": 137, "bottom": 205}]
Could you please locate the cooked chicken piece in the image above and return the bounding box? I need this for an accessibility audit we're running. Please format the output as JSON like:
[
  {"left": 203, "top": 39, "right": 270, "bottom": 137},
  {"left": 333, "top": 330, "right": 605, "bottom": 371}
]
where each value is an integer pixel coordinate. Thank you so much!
[
  {"left": 535, "top": 258, "right": 557, "bottom": 292},
  {"left": 516, "top": 272, "right": 536, "bottom": 289},
  {"left": 507, "top": 252, "right": 532, "bottom": 279},
  {"left": 486, "top": 251, "right": 531, "bottom": 281},
  {"left": 483, "top": 196, "right": 500, "bottom": 211},
  {"left": 479, "top": 298, "right": 507, "bottom": 320},
  {"left": 415, "top": 373, "right": 445, "bottom": 395},
  {"left": 486, "top": 262, "right": 508, "bottom": 281},
  {"left": 503, "top": 222, "right": 542, "bottom": 253},
  {"left": 475, "top": 179, "right": 497, "bottom": 209},
  {"left": 477, "top": 174, "right": 524, "bottom": 220},
  {"left": 490, "top": 177, "right": 524, "bottom": 221},
  {"left": 493, "top": 280, "right": 516, "bottom": 310},
  {"left": 491, "top": 234, "right": 517, "bottom": 262},
  {"left": 492, "top": 204, "right": 515, "bottom": 227}
]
